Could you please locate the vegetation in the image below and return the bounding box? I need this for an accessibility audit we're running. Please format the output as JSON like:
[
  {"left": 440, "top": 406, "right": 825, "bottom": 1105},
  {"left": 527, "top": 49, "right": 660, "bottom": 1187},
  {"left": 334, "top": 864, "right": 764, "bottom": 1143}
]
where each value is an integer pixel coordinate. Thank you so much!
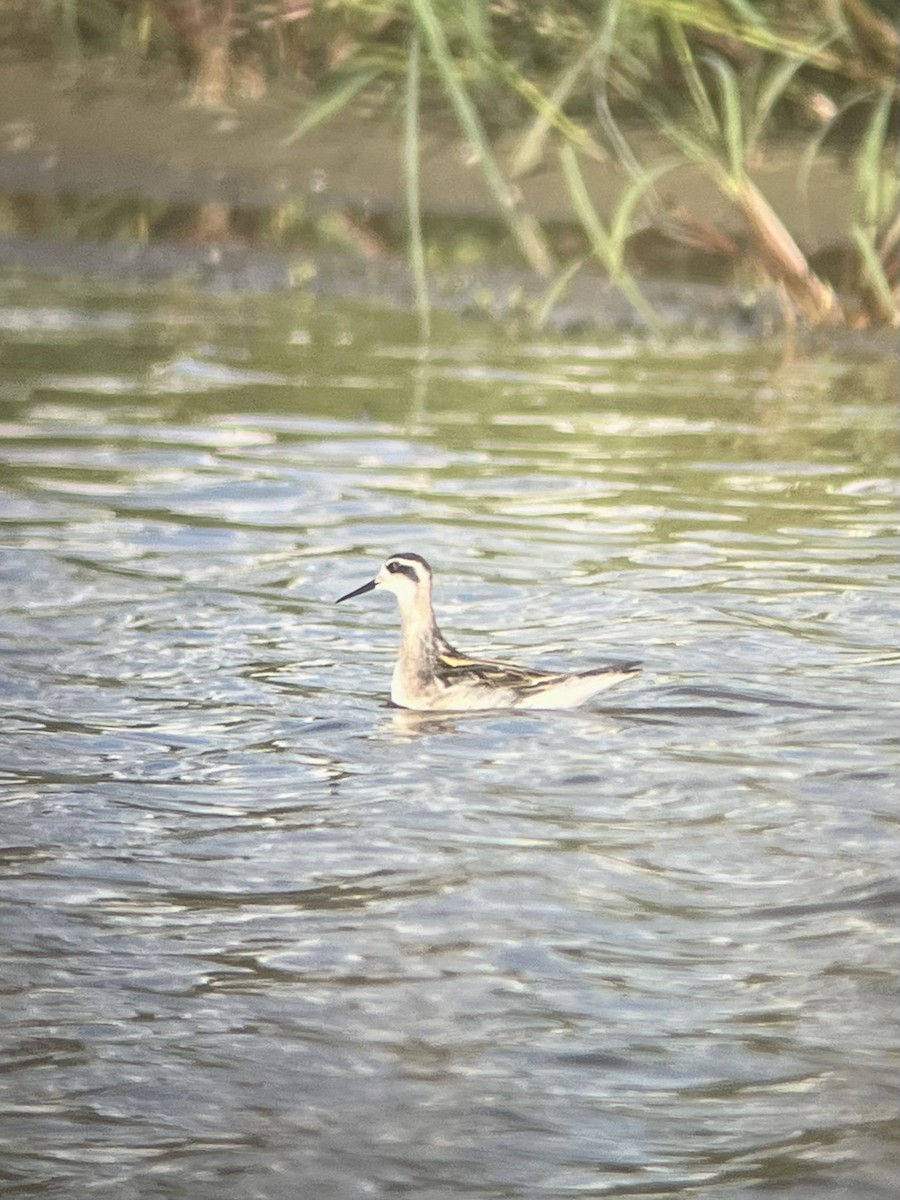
[{"left": 7, "top": 1, "right": 899, "bottom": 331}]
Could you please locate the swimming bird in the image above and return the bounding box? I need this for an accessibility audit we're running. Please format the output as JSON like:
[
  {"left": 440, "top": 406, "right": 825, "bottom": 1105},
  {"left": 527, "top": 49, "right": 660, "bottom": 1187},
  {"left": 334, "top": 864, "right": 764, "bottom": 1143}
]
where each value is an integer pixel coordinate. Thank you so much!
[{"left": 336, "top": 553, "right": 640, "bottom": 711}]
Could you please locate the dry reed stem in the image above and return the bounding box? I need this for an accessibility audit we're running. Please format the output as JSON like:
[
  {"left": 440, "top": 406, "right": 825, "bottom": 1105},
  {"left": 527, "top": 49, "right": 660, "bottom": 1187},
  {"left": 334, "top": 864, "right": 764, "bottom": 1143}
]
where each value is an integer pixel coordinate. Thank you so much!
[{"left": 735, "top": 178, "right": 840, "bottom": 323}]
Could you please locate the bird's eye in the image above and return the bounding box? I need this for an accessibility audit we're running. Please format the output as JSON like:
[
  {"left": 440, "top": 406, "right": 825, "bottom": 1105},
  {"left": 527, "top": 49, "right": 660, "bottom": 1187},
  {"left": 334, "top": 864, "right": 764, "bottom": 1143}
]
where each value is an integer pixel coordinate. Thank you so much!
[{"left": 386, "top": 561, "right": 400, "bottom": 573}]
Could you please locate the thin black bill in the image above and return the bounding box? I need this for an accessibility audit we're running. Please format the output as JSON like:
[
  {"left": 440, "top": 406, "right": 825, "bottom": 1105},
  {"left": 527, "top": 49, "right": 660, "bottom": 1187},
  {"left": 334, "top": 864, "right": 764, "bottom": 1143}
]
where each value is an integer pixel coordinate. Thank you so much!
[{"left": 336, "top": 578, "right": 377, "bottom": 603}]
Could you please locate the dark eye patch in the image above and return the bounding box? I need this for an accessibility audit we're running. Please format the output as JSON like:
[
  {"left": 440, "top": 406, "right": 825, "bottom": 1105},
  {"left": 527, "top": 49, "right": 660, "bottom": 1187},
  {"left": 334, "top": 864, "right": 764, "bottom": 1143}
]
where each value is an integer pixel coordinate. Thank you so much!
[{"left": 386, "top": 560, "right": 419, "bottom": 582}]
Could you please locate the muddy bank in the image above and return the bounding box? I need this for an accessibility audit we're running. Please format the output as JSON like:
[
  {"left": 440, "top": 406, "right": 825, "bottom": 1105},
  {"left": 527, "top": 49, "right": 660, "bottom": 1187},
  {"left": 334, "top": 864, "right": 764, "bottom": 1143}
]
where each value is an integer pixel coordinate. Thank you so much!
[
  {"left": 0, "top": 61, "right": 858, "bottom": 238},
  {"left": 0, "top": 58, "right": 885, "bottom": 347}
]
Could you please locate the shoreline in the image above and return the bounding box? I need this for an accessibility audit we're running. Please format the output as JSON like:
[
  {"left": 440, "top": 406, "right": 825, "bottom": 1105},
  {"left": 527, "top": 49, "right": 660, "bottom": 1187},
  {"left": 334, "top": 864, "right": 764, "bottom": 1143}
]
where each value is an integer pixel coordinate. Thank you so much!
[
  {"left": 4, "top": 232, "right": 897, "bottom": 357},
  {"left": 0, "top": 58, "right": 889, "bottom": 349}
]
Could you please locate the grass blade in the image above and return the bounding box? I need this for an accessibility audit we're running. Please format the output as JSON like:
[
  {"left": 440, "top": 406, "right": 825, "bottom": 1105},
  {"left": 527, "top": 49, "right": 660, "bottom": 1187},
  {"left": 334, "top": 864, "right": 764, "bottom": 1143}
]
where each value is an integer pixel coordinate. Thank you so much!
[
  {"left": 285, "top": 67, "right": 381, "bottom": 144},
  {"left": 702, "top": 53, "right": 746, "bottom": 181},
  {"left": 856, "top": 88, "right": 894, "bottom": 228},
  {"left": 559, "top": 144, "right": 661, "bottom": 331},
  {"left": 593, "top": 0, "right": 651, "bottom": 190},
  {"left": 851, "top": 224, "right": 899, "bottom": 325},
  {"left": 409, "top": 0, "right": 554, "bottom": 277},
  {"left": 492, "top": 51, "right": 606, "bottom": 175},
  {"left": 745, "top": 44, "right": 825, "bottom": 156},
  {"left": 666, "top": 17, "right": 718, "bottom": 138},
  {"left": 404, "top": 30, "right": 431, "bottom": 341},
  {"left": 609, "top": 158, "right": 682, "bottom": 253},
  {"left": 532, "top": 257, "right": 587, "bottom": 331}
]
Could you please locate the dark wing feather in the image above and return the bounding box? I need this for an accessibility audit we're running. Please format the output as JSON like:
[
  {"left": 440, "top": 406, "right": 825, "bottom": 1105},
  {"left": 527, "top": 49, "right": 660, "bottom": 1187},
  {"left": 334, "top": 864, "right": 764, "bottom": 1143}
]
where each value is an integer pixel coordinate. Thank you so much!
[
  {"left": 435, "top": 646, "right": 640, "bottom": 693},
  {"left": 435, "top": 646, "right": 560, "bottom": 690}
]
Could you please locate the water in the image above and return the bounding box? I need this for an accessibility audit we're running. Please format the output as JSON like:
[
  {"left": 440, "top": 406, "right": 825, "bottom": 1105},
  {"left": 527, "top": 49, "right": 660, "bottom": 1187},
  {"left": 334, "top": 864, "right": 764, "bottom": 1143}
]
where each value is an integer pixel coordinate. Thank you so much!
[{"left": 1, "top": 277, "right": 898, "bottom": 1199}]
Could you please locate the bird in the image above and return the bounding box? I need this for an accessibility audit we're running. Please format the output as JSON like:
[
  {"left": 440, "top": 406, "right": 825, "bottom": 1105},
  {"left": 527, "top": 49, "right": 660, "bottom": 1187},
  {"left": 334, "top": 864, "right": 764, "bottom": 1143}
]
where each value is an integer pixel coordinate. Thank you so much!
[{"left": 336, "top": 552, "right": 640, "bottom": 711}]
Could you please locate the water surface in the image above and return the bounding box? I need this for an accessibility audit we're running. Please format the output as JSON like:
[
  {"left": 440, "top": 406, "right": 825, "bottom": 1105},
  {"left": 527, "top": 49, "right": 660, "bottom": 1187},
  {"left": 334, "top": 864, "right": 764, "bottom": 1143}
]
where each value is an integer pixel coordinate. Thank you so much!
[{"left": 1, "top": 278, "right": 898, "bottom": 1199}]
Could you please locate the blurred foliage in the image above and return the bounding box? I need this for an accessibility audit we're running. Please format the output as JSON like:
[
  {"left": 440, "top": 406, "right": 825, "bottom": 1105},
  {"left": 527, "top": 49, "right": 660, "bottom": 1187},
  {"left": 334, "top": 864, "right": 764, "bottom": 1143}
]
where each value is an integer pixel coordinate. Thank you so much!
[{"left": 3, "top": 0, "right": 898, "bottom": 328}]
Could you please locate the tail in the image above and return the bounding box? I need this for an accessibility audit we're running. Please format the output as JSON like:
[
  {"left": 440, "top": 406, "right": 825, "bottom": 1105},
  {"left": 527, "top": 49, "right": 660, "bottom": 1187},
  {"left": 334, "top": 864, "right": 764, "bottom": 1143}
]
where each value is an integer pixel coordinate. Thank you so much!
[
  {"left": 518, "top": 660, "right": 641, "bottom": 710},
  {"left": 582, "top": 660, "right": 641, "bottom": 681}
]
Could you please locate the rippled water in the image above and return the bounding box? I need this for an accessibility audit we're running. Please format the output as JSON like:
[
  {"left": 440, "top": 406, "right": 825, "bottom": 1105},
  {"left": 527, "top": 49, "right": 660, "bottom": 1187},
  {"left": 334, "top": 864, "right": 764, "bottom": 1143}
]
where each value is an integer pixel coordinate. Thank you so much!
[{"left": 1, "top": 278, "right": 898, "bottom": 1199}]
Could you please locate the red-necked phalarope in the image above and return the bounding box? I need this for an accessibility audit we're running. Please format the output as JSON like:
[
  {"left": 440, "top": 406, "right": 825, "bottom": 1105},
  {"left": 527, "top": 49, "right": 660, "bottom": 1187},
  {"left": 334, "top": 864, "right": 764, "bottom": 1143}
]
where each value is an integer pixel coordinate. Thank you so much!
[{"left": 336, "top": 553, "right": 640, "bottom": 711}]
